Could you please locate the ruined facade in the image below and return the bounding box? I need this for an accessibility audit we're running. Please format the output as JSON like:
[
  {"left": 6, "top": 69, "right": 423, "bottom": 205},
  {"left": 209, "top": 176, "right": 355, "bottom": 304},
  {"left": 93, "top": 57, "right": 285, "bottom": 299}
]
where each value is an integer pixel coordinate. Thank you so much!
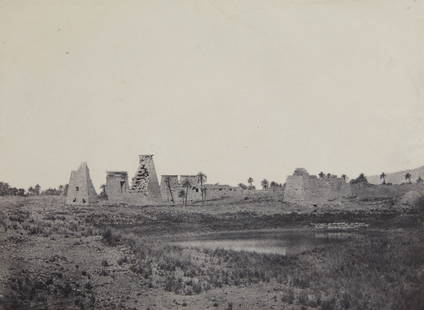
[
  {"left": 129, "top": 155, "right": 161, "bottom": 199},
  {"left": 160, "top": 175, "right": 202, "bottom": 202},
  {"left": 104, "top": 155, "right": 162, "bottom": 205},
  {"left": 105, "top": 171, "right": 129, "bottom": 203},
  {"left": 160, "top": 174, "right": 244, "bottom": 203},
  {"left": 66, "top": 162, "right": 98, "bottom": 205},
  {"left": 160, "top": 175, "right": 179, "bottom": 202},
  {"left": 204, "top": 184, "right": 244, "bottom": 199},
  {"left": 283, "top": 168, "right": 351, "bottom": 205}
]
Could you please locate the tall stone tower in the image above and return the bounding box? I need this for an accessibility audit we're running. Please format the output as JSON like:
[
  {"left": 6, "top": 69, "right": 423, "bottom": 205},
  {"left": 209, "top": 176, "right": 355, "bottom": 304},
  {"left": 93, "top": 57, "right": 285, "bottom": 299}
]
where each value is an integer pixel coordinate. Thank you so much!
[
  {"left": 130, "top": 155, "right": 161, "bottom": 199},
  {"left": 66, "top": 162, "right": 98, "bottom": 205}
]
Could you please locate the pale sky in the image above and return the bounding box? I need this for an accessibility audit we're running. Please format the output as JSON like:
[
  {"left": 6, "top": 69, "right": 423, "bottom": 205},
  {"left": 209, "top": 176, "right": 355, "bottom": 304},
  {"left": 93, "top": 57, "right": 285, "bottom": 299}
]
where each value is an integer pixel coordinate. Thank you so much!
[{"left": 1, "top": 0, "right": 424, "bottom": 191}]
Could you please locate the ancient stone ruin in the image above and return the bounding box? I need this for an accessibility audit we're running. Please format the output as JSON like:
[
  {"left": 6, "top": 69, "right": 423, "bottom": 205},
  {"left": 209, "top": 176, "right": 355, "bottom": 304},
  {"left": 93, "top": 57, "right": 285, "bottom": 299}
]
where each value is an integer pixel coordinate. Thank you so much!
[
  {"left": 66, "top": 162, "right": 98, "bottom": 205},
  {"left": 160, "top": 174, "right": 243, "bottom": 203},
  {"left": 283, "top": 168, "right": 351, "bottom": 205},
  {"left": 160, "top": 175, "right": 203, "bottom": 202},
  {"left": 105, "top": 171, "right": 129, "bottom": 203},
  {"left": 160, "top": 175, "right": 179, "bottom": 202},
  {"left": 104, "top": 155, "right": 162, "bottom": 204},
  {"left": 129, "top": 155, "right": 161, "bottom": 199}
]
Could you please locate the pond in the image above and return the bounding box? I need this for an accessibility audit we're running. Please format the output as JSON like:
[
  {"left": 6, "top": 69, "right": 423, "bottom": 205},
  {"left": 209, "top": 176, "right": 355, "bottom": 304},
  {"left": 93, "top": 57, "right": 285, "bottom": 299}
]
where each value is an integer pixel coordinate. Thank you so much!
[{"left": 170, "top": 229, "right": 370, "bottom": 256}]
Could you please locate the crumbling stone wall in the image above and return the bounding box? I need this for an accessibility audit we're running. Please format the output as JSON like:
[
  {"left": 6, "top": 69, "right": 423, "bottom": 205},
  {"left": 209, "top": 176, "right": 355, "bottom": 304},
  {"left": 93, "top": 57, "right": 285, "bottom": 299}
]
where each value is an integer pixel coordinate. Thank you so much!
[
  {"left": 203, "top": 184, "right": 244, "bottom": 200},
  {"left": 283, "top": 168, "right": 351, "bottom": 205},
  {"left": 159, "top": 175, "right": 244, "bottom": 203},
  {"left": 102, "top": 155, "right": 162, "bottom": 205},
  {"left": 160, "top": 175, "right": 179, "bottom": 202},
  {"left": 160, "top": 175, "right": 202, "bottom": 202}
]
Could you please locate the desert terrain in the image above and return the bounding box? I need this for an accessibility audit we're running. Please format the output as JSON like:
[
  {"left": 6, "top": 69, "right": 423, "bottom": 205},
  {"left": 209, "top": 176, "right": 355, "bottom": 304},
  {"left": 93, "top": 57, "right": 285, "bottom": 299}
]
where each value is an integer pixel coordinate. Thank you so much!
[{"left": 0, "top": 192, "right": 424, "bottom": 310}]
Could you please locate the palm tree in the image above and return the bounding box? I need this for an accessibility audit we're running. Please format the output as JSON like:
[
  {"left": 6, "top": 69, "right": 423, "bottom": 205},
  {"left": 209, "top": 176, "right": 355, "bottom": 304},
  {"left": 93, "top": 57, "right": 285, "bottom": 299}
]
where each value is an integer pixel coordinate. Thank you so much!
[
  {"left": 351, "top": 173, "right": 368, "bottom": 184},
  {"left": 318, "top": 172, "right": 325, "bottom": 179},
  {"left": 405, "top": 172, "right": 412, "bottom": 184},
  {"left": 341, "top": 174, "right": 347, "bottom": 182},
  {"left": 182, "top": 179, "right": 191, "bottom": 206},
  {"left": 197, "top": 172, "right": 207, "bottom": 201},
  {"left": 164, "top": 176, "right": 175, "bottom": 204},
  {"left": 380, "top": 172, "right": 386, "bottom": 184},
  {"left": 247, "top": 177, "right": 254, "bottom": 188},
  {"left": 261, "top": 179, "right": 269, "bottom": 190}
]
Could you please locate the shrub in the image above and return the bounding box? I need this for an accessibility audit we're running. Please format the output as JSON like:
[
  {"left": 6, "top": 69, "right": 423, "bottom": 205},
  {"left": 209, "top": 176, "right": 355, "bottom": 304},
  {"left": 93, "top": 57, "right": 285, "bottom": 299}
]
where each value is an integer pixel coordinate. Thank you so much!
[
  {"left": 414, "top": 196, "right": 424, "bottom": 213},
  {"left": 102, "top": 228, "right": 120, "bottom": 246},
  {"left": 118, "top": 256, "right": 129, "bottom": 266},
  {"left": 320, "top": 298, "right": 336, "bottom": 310},
  {"left": 100, "top": 269, "right": 109, "bottom": 276}
]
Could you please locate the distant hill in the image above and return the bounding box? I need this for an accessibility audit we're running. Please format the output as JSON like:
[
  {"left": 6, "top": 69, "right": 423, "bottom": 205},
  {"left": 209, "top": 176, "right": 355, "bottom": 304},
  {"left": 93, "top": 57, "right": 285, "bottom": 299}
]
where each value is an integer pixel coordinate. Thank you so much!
[{"left": 367, "top": 165, "right": 424, "bottom": 184}]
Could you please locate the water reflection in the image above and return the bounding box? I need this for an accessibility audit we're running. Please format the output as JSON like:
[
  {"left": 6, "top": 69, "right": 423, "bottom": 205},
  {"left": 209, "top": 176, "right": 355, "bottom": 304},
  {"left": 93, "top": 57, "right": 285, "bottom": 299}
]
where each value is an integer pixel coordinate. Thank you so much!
[{"left": 170, "top": 230, "right": 366, "bottom": 256}]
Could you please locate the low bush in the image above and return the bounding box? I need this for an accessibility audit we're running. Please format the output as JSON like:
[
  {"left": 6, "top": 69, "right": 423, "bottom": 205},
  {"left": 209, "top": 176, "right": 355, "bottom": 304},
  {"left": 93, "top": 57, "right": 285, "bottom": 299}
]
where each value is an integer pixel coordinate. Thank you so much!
[{"left": 102, "top": 228, "right": 120, "bottom": 246}]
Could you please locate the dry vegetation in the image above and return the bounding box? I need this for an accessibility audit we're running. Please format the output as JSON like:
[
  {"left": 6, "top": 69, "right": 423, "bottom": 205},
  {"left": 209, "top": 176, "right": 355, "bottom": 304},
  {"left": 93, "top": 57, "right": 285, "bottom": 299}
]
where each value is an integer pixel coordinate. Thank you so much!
[{"left": 0, "top": 195, "right": 424, "bottom": 310}]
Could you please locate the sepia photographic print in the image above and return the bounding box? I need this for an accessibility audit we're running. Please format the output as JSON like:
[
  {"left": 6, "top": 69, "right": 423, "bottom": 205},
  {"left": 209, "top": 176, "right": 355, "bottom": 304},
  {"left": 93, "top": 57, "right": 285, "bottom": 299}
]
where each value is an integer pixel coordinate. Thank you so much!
[{"left": 1, "top": 1, "right": 424, "bottom": 309}]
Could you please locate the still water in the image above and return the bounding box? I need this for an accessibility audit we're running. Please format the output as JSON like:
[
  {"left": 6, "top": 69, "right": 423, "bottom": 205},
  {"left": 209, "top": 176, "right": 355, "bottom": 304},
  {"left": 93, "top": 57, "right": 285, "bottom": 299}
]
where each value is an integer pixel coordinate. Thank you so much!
[{"left": 170, "top": 229, "right": 366, "bottom": 256}]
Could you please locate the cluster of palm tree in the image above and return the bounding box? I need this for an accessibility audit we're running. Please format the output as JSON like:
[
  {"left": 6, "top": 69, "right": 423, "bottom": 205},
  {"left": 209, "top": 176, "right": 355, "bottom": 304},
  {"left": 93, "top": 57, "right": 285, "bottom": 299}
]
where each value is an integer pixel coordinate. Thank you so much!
[
  {"left": 380, "top": 172, "right": 424, "bottom": 184},
  {"left": 350, "top": 173, "right": 368, "bottom": 184},
  {"left": 167, "top": 172, "right": 207, "bottom": 206},
  {"left": 403, "top": 172, "right": 424, "bottom": 184},
  {"left": 317, "top": 172, "right": 348, "bottom": 182},
  {"left": 259, "top": 179, "right": 283, "bottom": 190},
  {"left": 270, "top": 181, "right": 283, "bottom": 190},
  {"left": 0, "top": 182, "right": 67, "bottom": 196},
  {"left": 0, "top": 182, "right": 26, "bottom": 196}
]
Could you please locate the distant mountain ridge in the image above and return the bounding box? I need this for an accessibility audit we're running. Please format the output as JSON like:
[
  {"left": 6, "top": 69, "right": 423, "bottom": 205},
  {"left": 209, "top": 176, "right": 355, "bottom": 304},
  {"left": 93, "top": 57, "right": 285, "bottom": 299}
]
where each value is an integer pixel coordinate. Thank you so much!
[{"left": 367, "top": 165, "right": 424, "bottom": 184}]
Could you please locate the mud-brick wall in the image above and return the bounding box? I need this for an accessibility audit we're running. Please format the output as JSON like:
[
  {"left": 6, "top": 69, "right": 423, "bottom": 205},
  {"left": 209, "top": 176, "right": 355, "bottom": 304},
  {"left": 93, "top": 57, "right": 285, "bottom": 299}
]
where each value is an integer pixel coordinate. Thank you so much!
[{"left": 204, "top": 185, "right": 245, "bottom": 200}]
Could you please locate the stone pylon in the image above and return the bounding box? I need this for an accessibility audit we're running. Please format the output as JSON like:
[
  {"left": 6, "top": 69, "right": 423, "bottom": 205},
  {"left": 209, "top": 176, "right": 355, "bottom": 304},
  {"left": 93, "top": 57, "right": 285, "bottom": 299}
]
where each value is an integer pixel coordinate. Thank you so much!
[
  {"left": 130, "top": 155, "right": 161, "bottom": 200},
  {"left": 66, "top": 162, "right": 98, "bottom": 205},
  {"left": 105, "top": 171, "right": 129, "bottom": 203}
]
